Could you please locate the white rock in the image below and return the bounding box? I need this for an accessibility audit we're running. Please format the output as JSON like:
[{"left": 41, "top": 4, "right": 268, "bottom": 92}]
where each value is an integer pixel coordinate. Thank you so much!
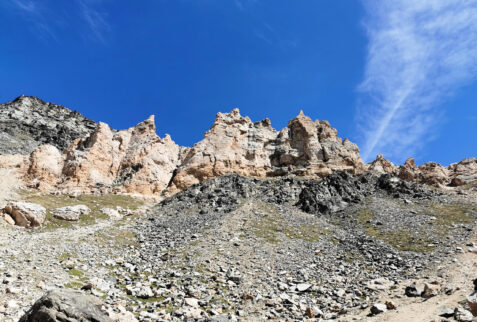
[
  {"left": 296, "top": 283, "right": 311, "bottom": 292},
  {"left": 51, "top": 205, "right": 90, "bottom": 221},
  {"left": 184, "top": 297, "right": 199, "bottom": 308},
  {"left": 101, "top": 208, "right": 122, "bottom": 219}
]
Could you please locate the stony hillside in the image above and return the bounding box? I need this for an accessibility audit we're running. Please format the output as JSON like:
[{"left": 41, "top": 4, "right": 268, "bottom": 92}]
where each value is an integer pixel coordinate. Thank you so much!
[
  {"left": 0, "top": 173, "right": 476, "bottom": 321},
  {"left": 0, "top": 96, "right": 96, "bottom": 155},
  {"left": 0, "top": 96, "right": 476, "bottom": 321}
]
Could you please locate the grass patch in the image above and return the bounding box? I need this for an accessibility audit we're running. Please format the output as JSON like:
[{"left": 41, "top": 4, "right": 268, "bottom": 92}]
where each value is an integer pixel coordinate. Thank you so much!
[
  {"left": 19, "top": 191, "right": 144, "bottom": 231},
  {"left": 423, "top": 203, "right": 476, "bottom": 228},
  {"left": 65, "top": 281, "right": 83, "bottom": 289},
  {"left": 356, "top": 207, "right": 434, "bottom": 252},
  {"left": 91, "top": 228, "right": 139, "bottom": 247},
  {"left": 68, "top": 268, "right": 84, "bottom": 277},
  {"left": 128, "top": 295, "right": 165, "bottom": 304},
  {"left": 250, "top": 202, "right": 330, "bottom": 244},
  {"left": 58, "top": 252, "right": 75, "bottom": 262}
]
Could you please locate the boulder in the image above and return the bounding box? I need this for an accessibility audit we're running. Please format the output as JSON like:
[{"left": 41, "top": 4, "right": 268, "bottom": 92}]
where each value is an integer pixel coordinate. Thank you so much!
[
  {"left": 51, "top": 205, "right": 90, "bottom": 221},
  {"left": 3, "top": 202, "right": 46, "bottom": 228},
  {"left": 19, "top": 289, "right": 112, "bottom": 322}
]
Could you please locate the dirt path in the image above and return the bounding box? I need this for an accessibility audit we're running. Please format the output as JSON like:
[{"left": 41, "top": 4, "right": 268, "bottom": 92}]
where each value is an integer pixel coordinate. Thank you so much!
[{"left": 348, "top": 235, "right": 477, "bottom": 321}]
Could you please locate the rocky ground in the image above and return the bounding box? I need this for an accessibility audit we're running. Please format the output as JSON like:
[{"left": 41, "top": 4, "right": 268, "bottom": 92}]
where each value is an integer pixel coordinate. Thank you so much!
[{"left": 0, "top": 172, "right": 476, "bottom": 321}]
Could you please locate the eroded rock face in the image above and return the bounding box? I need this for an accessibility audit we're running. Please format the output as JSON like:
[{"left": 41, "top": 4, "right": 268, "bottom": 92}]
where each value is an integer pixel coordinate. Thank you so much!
[
  {"left": 0, "top": 97, "right": 474, "bottom": 198},
  {"left": 19, "top": 289, "right": 112, "bottom": 322},
  {"left": 448, "top": 158, "right": 477, "bottom": 187},
  {"left": 169, "top": 109, "right": 278, "bottom": 193},
  {"left": 169, "top": 109, "right": 365, "bottom": 194},
  {"left": 27, "top": 145, "right": 64, "bottom": 190},
  {"left": 42, "top": 115, "right": 184, "bottom": 196},
  {"left": 0, "top": 96, "right": 96, "bottom": 155},
  {"left": 3, "top": 202, "right": 46, "bottom": 228},
  {"left": 368, "top": 155, "right": 477, "bottom": 188},
  {"left": 368, "top": 154, "right": 396, "bottom": 174}
]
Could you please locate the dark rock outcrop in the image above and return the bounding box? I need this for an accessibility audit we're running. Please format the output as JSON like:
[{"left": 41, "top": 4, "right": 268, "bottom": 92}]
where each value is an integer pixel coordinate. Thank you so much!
[{"left": 0, "top": 96, "right": 96, "bottom": 155}]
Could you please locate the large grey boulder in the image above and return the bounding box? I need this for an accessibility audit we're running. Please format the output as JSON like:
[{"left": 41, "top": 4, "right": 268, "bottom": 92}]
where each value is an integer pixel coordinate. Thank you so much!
[
  {"left": 51, "top": 205, "right": 91, "bottom": 221},
  {"left": 19, "top": 289, "right": 112, "bottom": 322},
  {"left": 3, "top": 201, "right": 46, "bottom": 228}
]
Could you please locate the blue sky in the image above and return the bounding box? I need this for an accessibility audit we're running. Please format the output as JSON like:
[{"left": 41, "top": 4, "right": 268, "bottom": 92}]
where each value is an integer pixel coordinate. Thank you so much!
[{"left": 0, "top": 0, "right": 476, "bottom": 165}]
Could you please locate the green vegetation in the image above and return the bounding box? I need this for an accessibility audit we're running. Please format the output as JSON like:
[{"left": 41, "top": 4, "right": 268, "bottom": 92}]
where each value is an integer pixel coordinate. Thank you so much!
[
  {"left": 355, "top": 201, "right": 476, "bottom": 253},
  {"left": 91, "top": 228, "right": 139, "bottom": 248},
  {"left": 64, "top": 281, "right": 83, "bottom": 289},
  {"left": 67, "top": 268, "right": 84, "bottom": 277},
  {"left": 57, "top": 252, "right": 75, "bottom": 262},
  {"left": 19, "top": 191, "right": 144, "bottom": 230},
  {"left": 422, "top": 202, "right": 476, "bottom": 228},
  {"left": 355, "top": 207, "right": 434, "bottom": 252}
]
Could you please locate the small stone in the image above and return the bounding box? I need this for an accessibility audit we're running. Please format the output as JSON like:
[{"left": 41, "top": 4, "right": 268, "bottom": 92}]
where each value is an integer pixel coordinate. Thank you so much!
[
  {"left": 370, "top": 303, "right": 387, "bottom": 315},
  {"left": 385, "top": 300, "right": 396, "bottom": 310},
  {"left": 6, "top": 287, "right": 20, "bottom": 294},
  {"left": 304, "top": 307, "right": 315, "bottom": 318},
  {"left": 6, "top": 300, "right": 18, "bottom": 309},
  {"left": 454, "top": 307, "right": 474, "bottom": 322},
  {"left": 422, "top": 283, "right": 440, "bottom": 298},
  {"left": 466, "top": 293, "right": 477, "bottom": 316},
  {"left": 405, "top": 284, "right": 424, "bottom": 297},
  {"left": 439, "top": 307, "right": 454, "bottom": 318},
  {"left": 296, "top": 283, "right": 311, "bottom": 292},
  {"left": 184, "top": 298, "right": 199, "bottom": 308},
  {"left": 136, "top": 286, "right": 153, "bottom": 299}
]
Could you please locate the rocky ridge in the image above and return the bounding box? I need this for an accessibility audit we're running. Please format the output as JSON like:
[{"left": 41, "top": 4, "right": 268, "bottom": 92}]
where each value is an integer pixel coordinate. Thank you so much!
[
  {"left": 369, "top": 154, "right": 477, "bottom": 188},
  {"left": 0, "top": 96, "right": 96, "bottom": 155},
  {"left": 1, "top": 96, "right": 475, "bottom": 199},
  {"left": 1, "top": 97, "right": 369, "bottom": 198}
]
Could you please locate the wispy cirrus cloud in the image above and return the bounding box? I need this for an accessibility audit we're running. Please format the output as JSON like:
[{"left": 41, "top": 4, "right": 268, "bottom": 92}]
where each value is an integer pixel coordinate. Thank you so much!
[
  {"left": 357, "top": 0, "right": 477, "bottom": 162},
  {"left": 6, "top": 0, "right": 56, "bottom": 40},
  {"left": 4, "top": 0, "right": 111, "bottom": 43},
  {"left": 78, "top": 0, "right": 111, "bottom": 43}
]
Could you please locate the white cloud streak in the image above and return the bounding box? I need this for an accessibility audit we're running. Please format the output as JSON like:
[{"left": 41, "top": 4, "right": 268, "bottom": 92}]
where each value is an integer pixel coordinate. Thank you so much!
[
  {"left": 78, "top": 0, "right": 111, "bottom": 43},
  {"left": 4, "top": 0, "right": 110, "bottom": 43},
  {"left": 357, "top": 0, "right": 477, "bottom": 162}
]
